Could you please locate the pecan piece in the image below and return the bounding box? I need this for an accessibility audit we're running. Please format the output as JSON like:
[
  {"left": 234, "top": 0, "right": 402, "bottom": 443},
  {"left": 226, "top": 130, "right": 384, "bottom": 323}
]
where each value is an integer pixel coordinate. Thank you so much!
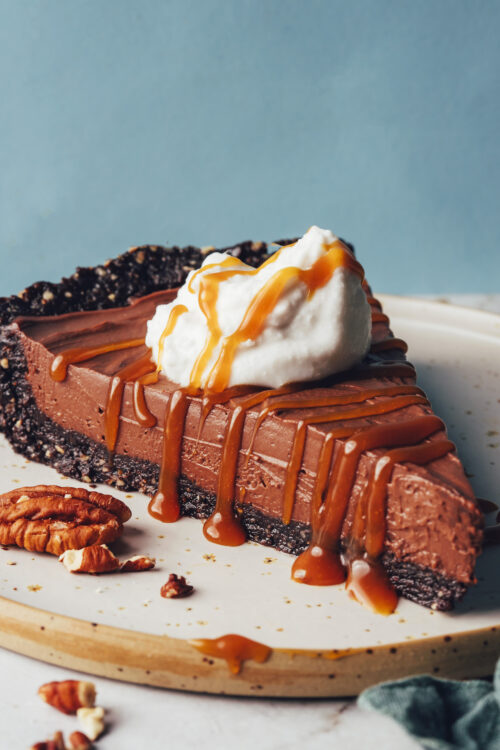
[
  {"left": 120, "top": 554, "right": 156, "bottom": 572},
  {"left": 31, "top": 731, "right": 66, "bottom": 750},
  {"left": 0, "top": 485, "right": 131, "bottom": 556},
  {"left": 59, "top": 544, "right": 120, "bottom": 574},
  {"left": 38, "top": 679, "right": 96, "bottom": 714},
  {"left": 77, "top": 707, "right": 105, "bottom": 741},
  {"left": 68, "top": 731, "right": 93, "bottom": 750},
  {"left": 160, "top": 573, "right": 194, "bottom": 599}
]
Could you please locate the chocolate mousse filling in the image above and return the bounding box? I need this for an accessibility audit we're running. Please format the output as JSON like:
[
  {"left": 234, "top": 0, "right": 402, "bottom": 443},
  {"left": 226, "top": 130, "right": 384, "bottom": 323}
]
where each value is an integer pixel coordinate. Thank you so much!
[{"left": 0, "top": 241, "right": 483, "bottom": 611}]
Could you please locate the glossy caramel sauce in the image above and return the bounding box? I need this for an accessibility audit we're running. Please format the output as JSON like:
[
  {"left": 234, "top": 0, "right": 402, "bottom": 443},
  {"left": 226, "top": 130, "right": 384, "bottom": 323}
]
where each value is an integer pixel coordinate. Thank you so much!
[
  {"left": 156, "top": 239, "right": 362, "bottom": 394},
  {"left": 49, "top": 245, "right": 460, "bottom": 614},
  {"left": 50, "top": 338, "right": 144, "bottom": 382},
  {"left": 105, "top": 353, "right": 156, "bottom": 451},
  {"left": 189, "top": 633, "right": 272, "bottom": 674},
  {"left": 156, "top": 303, "right": 188, "bottom": 370},
  {"left": 148, "top": 388, "right": 190, "bottom": 523}
]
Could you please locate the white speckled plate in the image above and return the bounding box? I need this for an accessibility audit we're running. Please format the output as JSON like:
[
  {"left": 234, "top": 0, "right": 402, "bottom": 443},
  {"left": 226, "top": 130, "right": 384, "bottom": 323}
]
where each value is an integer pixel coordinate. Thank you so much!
[{"left": 0, "top": 295, "right": 498, "bottom": 696}]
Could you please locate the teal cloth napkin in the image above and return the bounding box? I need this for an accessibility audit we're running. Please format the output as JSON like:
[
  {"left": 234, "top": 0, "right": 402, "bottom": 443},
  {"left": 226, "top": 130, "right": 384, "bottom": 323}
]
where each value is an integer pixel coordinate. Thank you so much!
[{"left": 358, "top": 659, "right": 500, "bottom": 749}]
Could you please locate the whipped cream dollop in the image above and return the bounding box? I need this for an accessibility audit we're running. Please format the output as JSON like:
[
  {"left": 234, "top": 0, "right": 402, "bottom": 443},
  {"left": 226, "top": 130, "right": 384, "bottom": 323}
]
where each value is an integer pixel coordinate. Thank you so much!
[{"left": 146, "top": 226, "right": 371, "bottom": 391}]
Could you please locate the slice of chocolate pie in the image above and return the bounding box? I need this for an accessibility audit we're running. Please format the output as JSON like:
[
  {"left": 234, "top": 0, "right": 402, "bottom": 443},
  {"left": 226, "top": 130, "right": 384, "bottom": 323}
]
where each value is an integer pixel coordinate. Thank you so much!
[{"left": 0, "top": 232, "right": 483, "bottom": 613}]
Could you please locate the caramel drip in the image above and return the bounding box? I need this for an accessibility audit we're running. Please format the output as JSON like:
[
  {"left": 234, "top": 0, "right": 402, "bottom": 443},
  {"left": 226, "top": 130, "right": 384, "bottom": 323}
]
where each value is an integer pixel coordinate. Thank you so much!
[
  {"left": 138, "top": 370, "right": 160, "bottom": 386},
  {"left": 198, "top": 386, "right": 257, "bottom": 439},
  {"left": 156, "top": 304, "right": 188, "bottom": 373},
  {"left": 292, "top": 416, "right": 449, "bottom": 613},
  {"left": 105, "top": 353, "right": 157, "bottom": 451},
  {"left": 345, "top": 438, "right": 454, "bottom": 613},
  {"left": 370, "top": 338, "right": 408, "bottom": 354},
  {"left": 131, "top": 369, "right": 161, "bottom": 427},
  {"left": 360, "top": 439, "right": 455, "bottom": 558},
  {"left": 278, "top": 389, "right": 428, "bottom": 525},
  {"left": 311, "top": 431, "right": 336, "bottom": 518},
  {"left": 282, "top": 420, "right": 308, "bottom": 524},
  {"left": 188, "top": 252, "right": 285, "bottom": 390},
  {"left": 132, "top": 379, "right": 157, "bottom": 428},
  {"left": 345, "top": 558, "right": 398, "bottom": 616},
  {"left": 203, "top": 405, "right": 248, "bottom": 546},
  {"left": 187, "top": 255, "right": 245, "bottom": 292},
  {"left": 50, "top": 338, "right": 144, "bottom": 382},
  {"left": 48, "top": 328, "right": 160, "bottom": 448},
  {"left": 249, "top": 384, "right": 425, "bottom": 451},
  {"left": 323, "top": 416, "right": 445, "bottom": 551},
  {"left": 148, "top": 389, "right": 190, "bottom": 523},
  {"left": 202, "top": 385, "right": 298, "bottom": 545},
  {"left": 189, "top": 633, "right": 272, "bottom": 674},
  {"left": 203, "top": 383, "right": 427, "bottom": 544}
]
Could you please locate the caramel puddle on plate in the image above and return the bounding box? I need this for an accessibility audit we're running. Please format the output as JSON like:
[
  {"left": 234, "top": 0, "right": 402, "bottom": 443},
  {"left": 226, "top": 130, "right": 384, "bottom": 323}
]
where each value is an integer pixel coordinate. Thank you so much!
[{"left": 189, "top": 633, "right": 272, "bottom": 674}]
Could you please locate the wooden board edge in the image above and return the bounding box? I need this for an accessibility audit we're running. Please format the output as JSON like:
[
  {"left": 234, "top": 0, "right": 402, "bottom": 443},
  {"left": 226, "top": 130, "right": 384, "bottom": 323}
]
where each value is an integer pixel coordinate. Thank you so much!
[{"left": 0, "top": 596, "right": 498, "bottom": 697}]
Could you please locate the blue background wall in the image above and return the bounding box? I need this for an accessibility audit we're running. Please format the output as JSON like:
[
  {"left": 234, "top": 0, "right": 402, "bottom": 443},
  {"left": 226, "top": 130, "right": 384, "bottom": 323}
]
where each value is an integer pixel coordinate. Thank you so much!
[{"left": 1, "top": 0, "right": 499, "bottom": 296}]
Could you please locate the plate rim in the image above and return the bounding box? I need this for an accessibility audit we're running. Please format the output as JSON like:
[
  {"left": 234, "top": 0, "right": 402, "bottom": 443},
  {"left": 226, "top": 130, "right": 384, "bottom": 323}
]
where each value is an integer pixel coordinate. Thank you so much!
[
  {"left": 377, "top": 293, "right": 500, "bottom": 338},
  {"left": 0, "top": 595, "right": 498, "bottom": 697}
]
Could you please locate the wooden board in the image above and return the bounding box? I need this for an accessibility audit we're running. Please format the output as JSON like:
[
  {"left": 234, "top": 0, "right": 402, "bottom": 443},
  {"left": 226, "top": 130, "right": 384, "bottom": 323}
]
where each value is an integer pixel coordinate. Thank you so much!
[{"left": 0, "top": 295, "right": 499, "bottom": 696}]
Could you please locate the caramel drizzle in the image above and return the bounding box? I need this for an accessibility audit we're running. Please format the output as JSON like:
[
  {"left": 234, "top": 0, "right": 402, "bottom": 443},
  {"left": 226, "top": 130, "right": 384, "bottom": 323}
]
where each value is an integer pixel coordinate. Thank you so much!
[
  {"left": 54, "top": 304, "right": 191, "bottom": 449},
  {"left": 129, "top": 304, "right": 189, "bottom": 431},
  {"left": 148, "top": 388, "right": 190, "bottom": 523},
  {"left": 105, "top": 353, "right": 157, "bottom": 451},
  {"left": 239, "top": 385, "right": 426, "bottom": 523},
  {"left": 189, "top": 633, "right": 272, "bottom": 674},
  {"left": 48, "top": 253, "right": 458, "bottom": 615},
  {"left": 156, "top": 304, "right": 188, "bottom": 372},
  {"left": 49, "top": 330, "right": 450, "bottom": 615},
  {"left": 188, "top": 252, "right": 284, "bottom": 390},
  {"left": 50, "top": 337, "right": 160, "bottom": 450},
  {"left": 132, "top": 375, "right": 158, "bottom": 428},
  {"left": 202, "top": 385, "right": 298, "bottom": 546},
  {"left": 271, "top": 391, "right": 428, "bottom": 525},
  {"left": 50, "top": 338, "right": 144, "bottom": 382},
  {"left": 155, "top": 240, "right": 362, "bottom": 393},
  {"left": 290, "top": 416, "right": 453, "bottom": 613},
  {"left": 204, "top": 243, "right": 363, "bottom": 394}
]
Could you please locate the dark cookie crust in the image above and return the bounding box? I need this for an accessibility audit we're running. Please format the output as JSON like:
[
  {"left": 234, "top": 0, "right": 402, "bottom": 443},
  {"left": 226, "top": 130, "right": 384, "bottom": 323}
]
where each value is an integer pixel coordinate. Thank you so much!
[
  {"left": 0, "top": 241, "right": 274, "bottom": 326},
  {"left": 0, "top": 241, "right": 466, "bottom": 610}
]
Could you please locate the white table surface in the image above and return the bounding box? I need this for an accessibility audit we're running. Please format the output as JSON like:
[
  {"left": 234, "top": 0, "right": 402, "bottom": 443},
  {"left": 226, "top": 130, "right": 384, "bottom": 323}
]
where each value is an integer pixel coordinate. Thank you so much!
[{"left": 2, "top": 294, "right": 499, "bottom": 750}]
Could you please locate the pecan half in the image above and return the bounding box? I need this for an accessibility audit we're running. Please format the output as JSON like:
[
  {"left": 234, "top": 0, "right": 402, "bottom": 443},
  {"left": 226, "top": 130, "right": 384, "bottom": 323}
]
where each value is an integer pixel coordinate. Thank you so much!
[
  {"left": 0, "top": 485, "right": 131, "bottom": 556},
  {"left": 160, "top": 573, "right": 194, "bottom": 599},
  {"left": 59, "top": 544, "right": 121, "bottom": 574},
  {"left": 38, "top": 679, "right": 96, "bottom": 714}
]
